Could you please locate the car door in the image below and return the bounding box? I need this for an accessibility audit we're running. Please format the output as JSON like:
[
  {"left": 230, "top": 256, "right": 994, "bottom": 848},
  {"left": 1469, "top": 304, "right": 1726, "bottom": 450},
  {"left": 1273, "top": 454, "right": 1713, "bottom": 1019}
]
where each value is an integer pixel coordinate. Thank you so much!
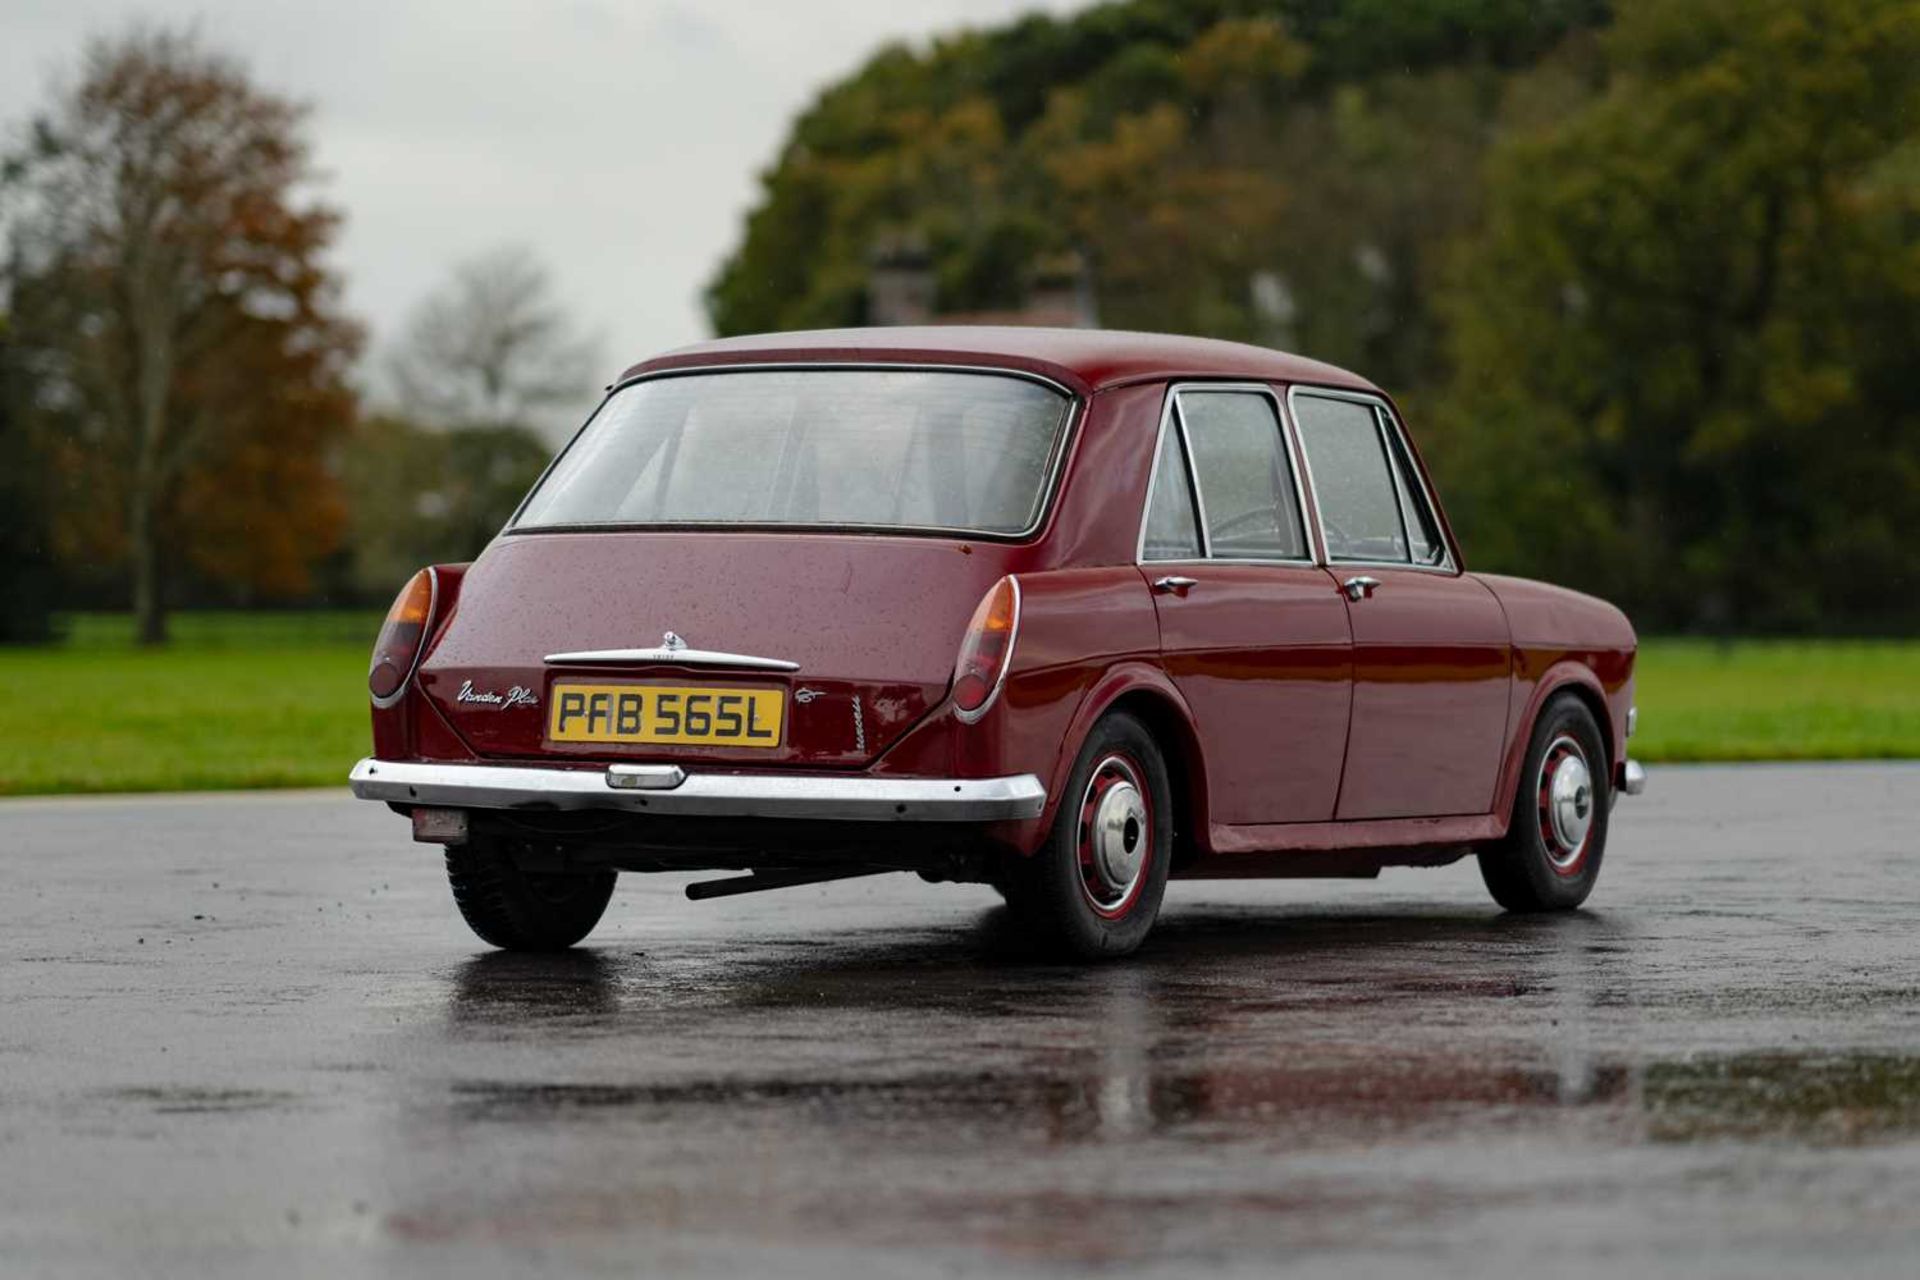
[
  {"left": 1138, "top": 384, "right": 1351, "bottom": 826},
  {"left": 1288, "top": 388, "right": 1511, "bottom": 820}
]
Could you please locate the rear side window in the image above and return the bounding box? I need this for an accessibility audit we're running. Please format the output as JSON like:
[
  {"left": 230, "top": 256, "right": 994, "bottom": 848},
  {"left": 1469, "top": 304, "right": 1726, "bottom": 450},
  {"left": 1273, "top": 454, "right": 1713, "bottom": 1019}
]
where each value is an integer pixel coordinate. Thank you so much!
[
  {"left": 1176, "top": 390, "right": 1308, "bottom": 561},
  {"left": 1293, "top": 394, "right": 1411, "bottom": 564},
  {"left": 514, "top": 369, "right": 1072, "bottom": 536},
  {"left": 1141, "top": 416, "right": 1202, "bottom": 560}
]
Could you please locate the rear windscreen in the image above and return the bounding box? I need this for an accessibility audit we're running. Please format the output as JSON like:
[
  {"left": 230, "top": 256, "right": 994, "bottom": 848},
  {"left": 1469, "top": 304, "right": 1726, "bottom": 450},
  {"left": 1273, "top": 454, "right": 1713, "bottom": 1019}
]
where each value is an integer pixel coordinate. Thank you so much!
[{"left": 512, "top": 369, "right": 1073, "bottom": 536}]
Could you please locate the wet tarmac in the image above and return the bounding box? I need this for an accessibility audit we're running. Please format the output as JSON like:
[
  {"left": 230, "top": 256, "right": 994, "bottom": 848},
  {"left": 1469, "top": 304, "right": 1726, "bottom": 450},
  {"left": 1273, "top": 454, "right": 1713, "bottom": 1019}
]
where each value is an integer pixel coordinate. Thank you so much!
[{"left": 2, "top": 762, "right": 1917, "bottom": 1277}]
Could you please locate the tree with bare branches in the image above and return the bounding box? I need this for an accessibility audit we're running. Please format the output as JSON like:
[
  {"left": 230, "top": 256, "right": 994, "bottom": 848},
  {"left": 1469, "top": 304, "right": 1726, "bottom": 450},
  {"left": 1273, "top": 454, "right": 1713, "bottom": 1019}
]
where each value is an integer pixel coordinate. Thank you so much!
[
  {"left": 386, "top": 244, "right": 600, "bottom": 434},
  {"left": 3, "top": 27, "right": 359, "bottom": 643}
]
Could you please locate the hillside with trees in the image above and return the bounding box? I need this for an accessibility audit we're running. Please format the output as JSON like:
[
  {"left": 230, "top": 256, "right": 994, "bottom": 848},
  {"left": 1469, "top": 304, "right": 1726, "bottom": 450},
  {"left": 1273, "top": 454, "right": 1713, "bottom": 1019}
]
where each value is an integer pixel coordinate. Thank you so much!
[{"left": 709, "top": 0, "right": 1920, "bottom": 632}]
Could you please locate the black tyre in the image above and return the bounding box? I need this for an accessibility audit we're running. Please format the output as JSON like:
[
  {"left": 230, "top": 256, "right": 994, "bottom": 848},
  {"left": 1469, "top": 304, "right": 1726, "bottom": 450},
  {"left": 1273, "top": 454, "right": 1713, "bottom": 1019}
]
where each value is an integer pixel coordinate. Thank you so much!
[
  {"left": 1478, "top": 693, "right": 1610, "bottom": 912},
  {"left": 445, "top": 835, "right": 616, "bottom": 951},
  {"left": 1001, "top": 711, "right": 1173, "bottom": 959}
]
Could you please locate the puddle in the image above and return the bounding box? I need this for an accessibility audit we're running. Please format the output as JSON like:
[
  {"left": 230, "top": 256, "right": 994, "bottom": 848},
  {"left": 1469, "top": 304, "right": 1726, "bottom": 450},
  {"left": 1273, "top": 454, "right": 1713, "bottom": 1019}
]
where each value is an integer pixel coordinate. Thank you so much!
[
  {"left": 105, "top": 1086, "right": 300, "bottom": 1115},
  {"left": 1646, "top": 1051, "right": 1920, "bottom": 1144}
]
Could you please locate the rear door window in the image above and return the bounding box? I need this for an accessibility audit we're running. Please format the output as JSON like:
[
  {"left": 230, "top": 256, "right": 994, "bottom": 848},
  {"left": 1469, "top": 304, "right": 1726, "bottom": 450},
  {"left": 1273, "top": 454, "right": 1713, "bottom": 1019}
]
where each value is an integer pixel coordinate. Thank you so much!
[{"left": 1176, "top": 390, "right": 1309, "bottom": 561}]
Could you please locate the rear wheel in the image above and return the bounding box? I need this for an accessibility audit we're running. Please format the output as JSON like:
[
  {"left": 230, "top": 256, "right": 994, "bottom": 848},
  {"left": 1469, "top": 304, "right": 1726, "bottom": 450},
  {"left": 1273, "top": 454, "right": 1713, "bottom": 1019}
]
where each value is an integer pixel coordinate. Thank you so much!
[
  {"left": 445, "top": 835, "right": 616, "bottom": 950},
  {"left": 1001, "top": 711, "right": 1172, "bottom": 959},
  {"left": 1478, "top": 694, "right": 1609, "bottom": 912}
]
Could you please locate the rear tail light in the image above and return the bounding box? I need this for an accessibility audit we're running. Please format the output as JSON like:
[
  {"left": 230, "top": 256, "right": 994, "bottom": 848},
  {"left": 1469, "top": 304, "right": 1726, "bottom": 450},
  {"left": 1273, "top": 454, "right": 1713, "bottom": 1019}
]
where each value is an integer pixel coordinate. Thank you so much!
[
  {"left": 369, "top": 567, "right": 438, "bottom": 706},
  {"left": 952, "top": 576, "right": 1020, "bottom": 722}
]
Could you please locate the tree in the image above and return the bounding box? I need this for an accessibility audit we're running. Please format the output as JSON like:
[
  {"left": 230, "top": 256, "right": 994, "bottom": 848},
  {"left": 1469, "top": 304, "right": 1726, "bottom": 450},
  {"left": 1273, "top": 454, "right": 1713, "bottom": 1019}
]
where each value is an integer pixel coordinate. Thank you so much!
[
  {"left": 0, "top": 311, "right": 59, "bottom": 643},
  {"left": 339, "top": 414, "right": 549, "bottom": 598},
  {"left": 704, "top": 0, "right": 1606, "bottom": 341},
  {"left": 385, "top": 245, "right": 601, "bottom": 434},
  {"left": 339, "top": 245, "right": 593, "bottom": 596},
  {"left": 1434, "top": 0, "right": 1920, "bottom": 631},
  {"left": 705, "top": 0, "right": 1919, "bottom": 633},
  {"left": 3, "top": 27, "right": 360, "bottom": 643}
]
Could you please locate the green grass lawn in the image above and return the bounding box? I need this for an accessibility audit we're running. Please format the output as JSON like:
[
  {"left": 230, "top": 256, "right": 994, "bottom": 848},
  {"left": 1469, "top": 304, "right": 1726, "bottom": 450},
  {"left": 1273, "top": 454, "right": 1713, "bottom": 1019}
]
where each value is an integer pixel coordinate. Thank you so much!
[
  {"left": 0, "top": 613, "right": 381, "bottom": 796},
  {"left": 0, "top": 616, "right": 1913, "bottom": 795},
  {"left": 1630, "top": 638, "right": 1920, "bottom": 763}
]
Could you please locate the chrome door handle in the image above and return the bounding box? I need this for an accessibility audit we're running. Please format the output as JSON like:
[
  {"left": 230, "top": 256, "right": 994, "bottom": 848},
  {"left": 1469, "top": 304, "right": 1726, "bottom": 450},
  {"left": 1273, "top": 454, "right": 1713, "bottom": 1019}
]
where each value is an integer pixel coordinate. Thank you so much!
[
  {"left": 1342, "top": 575, "right": 1381, "bottom": 601},
  {"left": 1152, "top": 576, "right": 1198, "bottom": 595}
]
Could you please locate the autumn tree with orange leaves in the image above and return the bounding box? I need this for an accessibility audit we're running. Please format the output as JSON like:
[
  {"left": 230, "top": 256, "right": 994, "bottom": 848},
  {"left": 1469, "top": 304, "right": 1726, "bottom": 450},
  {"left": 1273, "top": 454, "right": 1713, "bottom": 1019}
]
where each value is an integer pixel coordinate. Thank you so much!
[{"left": 3, "top": 28, "right": 359, "bottom": 643}]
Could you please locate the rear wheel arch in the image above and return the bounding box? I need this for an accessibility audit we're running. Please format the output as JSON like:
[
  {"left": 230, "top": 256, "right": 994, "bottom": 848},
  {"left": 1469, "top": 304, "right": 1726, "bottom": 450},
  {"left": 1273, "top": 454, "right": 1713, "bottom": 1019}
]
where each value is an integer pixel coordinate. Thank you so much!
[
  {"left": 1052, "top": 670, "right": 1209, "bottom": 871},
  {"left": 1001, "top": 708, "right": 1175, "bottom": 958}
]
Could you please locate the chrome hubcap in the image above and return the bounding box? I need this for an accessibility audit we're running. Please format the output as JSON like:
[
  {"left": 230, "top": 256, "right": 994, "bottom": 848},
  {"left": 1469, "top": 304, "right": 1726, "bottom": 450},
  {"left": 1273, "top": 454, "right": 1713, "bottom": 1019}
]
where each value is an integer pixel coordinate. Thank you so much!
[
  {"left": 1092, "top": 779, "right": 1147, "bottom": 894},
  {"left": 1539, "top": 735, "right": 1594, "bottom": 870},
  {"left": 1077, "top": 755, "right": 1152, "bottom": 916}
]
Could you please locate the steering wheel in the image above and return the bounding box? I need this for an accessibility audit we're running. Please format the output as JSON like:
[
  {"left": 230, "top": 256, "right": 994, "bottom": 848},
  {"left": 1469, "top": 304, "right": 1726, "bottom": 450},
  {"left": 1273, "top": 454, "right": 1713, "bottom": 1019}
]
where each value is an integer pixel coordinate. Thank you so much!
[
  {"left": 1210, "top": 508, "right": 1278, "bottom": 540},
  {"left": 1318, "top": 515, "right": 1353, "bottom": 557}
]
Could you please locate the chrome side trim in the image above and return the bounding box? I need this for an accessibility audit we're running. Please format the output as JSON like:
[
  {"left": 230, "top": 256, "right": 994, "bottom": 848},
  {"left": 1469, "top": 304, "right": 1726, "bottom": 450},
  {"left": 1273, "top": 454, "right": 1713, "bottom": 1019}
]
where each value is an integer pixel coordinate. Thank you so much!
[
  {"left": 1178, "top": 397, "right": 1216, "bottom": 558},
  {"left": 348, "top": 758, "right": 1047, "bottom": 823},
  {"left": 1285, "top": 385, "right": 1461, "bottom": 575},
  {"left": 1620, "top": 759, "right": 1647, "bottom": 796},
  {"left": 544, "top": 647, "right": 801, "bottom": 672}
]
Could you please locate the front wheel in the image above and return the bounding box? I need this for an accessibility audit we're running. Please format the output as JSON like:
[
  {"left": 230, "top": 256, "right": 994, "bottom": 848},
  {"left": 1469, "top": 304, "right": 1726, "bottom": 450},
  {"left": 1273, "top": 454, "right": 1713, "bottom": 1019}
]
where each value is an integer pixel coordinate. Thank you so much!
[
  {"left": 445, "top": 835, "right": 616, "bottom": 950},
  {"left": 1001, "top": 711, "right": 1173, "bottom": 959},
  {"left": 1478, "top": 693, "right": 1610, "bottom": 912}
]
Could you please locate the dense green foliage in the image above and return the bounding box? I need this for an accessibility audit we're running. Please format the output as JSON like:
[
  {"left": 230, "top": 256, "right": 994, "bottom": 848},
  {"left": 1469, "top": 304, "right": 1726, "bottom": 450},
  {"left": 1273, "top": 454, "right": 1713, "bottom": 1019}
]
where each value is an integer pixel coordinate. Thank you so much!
[
  {"left": 709, "top": 0, "right": 1920, "bottom": 632},
  {"left": 709, "top": 0, "right": 1606, "bottom": 387},
  {"left": 1441, "top": 0, "right": 1920, "bottom": 632}
]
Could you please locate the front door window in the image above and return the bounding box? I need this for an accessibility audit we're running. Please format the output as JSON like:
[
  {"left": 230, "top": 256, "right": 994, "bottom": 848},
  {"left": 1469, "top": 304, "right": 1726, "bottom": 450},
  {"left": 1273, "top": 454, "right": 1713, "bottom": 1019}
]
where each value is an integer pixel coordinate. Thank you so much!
[{"left": 1292, "top": 394, "right": 1410, "bottom": 564}]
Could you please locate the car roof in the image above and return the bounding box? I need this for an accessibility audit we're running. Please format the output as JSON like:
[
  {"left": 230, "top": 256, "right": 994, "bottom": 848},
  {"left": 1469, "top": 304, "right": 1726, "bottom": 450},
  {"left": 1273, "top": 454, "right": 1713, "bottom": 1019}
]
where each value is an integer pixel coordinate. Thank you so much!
[{"left": 621, "top": 326, "right": 1379, "bottom": 397}]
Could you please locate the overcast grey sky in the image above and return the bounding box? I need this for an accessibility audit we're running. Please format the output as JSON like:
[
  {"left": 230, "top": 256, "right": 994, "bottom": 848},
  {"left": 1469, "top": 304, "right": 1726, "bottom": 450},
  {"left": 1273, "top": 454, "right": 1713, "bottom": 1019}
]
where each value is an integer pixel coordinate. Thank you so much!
[{"left": 1, "top": 0, "right": 1082, "bottom": 418}]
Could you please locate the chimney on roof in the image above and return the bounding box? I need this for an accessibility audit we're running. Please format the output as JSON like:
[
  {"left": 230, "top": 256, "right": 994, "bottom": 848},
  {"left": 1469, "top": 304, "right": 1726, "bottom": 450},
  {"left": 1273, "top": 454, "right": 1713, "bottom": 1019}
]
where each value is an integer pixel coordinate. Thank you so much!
[
  {"left": 1025, "top": 250, "right": 1098, "bottom": 329},
  {"left": 864, "top": 237, "right": 1099, "bottom": 329},
  {"left": 867, "top": 233, "right": 935, "bottom": 326}
]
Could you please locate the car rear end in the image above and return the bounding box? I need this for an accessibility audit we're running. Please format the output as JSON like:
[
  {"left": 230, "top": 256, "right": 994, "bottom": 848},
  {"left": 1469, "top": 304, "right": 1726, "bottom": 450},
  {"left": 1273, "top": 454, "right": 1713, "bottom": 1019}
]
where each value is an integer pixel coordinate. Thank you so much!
[{"left": 350, "top": 363, "right": 1078, "bottom": 937}]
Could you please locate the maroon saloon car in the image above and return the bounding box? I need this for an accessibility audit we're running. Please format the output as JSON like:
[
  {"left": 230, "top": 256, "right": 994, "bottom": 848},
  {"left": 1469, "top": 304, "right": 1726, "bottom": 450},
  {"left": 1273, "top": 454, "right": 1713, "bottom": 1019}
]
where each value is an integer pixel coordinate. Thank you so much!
[{"left": 351, "top": 327, "right": 1644, "bottom": 959}]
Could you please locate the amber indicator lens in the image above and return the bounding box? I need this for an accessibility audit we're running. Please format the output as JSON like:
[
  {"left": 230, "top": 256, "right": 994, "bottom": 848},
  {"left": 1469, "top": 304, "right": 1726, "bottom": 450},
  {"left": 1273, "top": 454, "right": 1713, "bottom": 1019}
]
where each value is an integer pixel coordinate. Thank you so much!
[
  {"left": 953, "top": 577, "right": 1017, "bottom": 715},
  {"left": 369, "top": 568, "right": 435, "bottom": 702}
]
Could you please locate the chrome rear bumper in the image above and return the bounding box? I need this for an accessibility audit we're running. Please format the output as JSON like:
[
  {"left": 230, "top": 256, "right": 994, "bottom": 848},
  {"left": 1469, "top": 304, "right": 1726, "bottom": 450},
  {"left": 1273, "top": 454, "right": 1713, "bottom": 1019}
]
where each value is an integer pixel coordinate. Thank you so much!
[
  {"left": 348, "top": 758, "right": 1047, "bottom": 823},
  {"left": 1620, "top": 759, "right": 1647, "bottom": 796}
]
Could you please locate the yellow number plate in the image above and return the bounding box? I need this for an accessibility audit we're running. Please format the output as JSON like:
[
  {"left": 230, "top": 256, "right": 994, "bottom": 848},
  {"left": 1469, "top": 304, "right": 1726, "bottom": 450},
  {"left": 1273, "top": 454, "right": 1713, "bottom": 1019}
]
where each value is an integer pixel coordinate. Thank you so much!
[{"left": 547, "top": 684, "right": 785, "bottom": 748}]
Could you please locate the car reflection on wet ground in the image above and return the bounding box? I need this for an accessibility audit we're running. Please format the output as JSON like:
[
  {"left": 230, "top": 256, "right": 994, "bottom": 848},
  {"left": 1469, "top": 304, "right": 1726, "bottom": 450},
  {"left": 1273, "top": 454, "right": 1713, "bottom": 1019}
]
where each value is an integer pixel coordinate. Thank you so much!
[{"left": 2, "top": 763, "right": 1917, "bottom": 1276}]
